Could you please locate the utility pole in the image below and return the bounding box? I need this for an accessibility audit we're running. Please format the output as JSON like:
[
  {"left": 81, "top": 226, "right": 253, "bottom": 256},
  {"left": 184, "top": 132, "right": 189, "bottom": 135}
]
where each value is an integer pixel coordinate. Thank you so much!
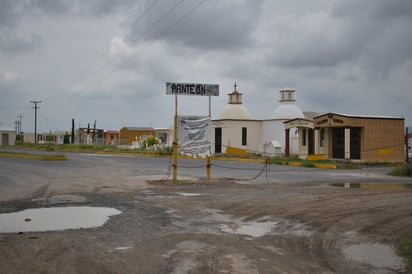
[
  {"left": 30, "top": 100, "right": 41, "bottom": 144},
  {"left": 17, "top": 113, "right": 23, "bottom": 134},
  {"left": 406, "top": 127, "right": 409, "bottom": 176},
  {"left": 71, "top": 118, "right": 75, "bottom": 144}
]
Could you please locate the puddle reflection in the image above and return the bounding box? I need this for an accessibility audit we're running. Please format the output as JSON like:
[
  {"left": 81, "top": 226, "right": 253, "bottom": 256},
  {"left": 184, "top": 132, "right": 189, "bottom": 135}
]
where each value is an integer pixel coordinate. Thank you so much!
[
  {"left": 343, "top": 243, "right": 405, "bottom": 269},
  {"left": 0, "top": 207, "right": 121, "bottom": 233}
]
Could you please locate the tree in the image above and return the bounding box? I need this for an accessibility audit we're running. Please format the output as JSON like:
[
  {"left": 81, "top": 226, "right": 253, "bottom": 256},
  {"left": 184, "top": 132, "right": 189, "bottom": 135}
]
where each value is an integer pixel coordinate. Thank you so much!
[
  {"left": 143, "top": 136, "right": 159, "bottom": 148},
  {"left": 71, "top": 118, "right": 75, "bottom": 144},
  {"left": 64, "top": 132, "right": 70, "bottom": 144}
]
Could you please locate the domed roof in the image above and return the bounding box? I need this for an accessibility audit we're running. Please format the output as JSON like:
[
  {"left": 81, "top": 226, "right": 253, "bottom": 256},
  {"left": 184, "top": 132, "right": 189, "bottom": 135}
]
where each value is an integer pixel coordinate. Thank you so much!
[
  {"left": 218, "top": 82, "right": 252, "bottom": 120},
  {"left": 271, "top": 103, "right": 304, "bottom": 119},
  {"left": 270, "top": 88, "right": 304, "bottom": 119},
  {"left": 219, "top": 104, "right": 252, "bottom": 120}
]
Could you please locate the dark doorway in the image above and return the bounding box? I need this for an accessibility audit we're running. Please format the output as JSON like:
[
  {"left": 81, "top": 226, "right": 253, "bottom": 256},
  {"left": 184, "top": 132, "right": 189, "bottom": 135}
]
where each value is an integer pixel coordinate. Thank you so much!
[
  {"left": 350, "top": 127, "right": 361, "bottom": 160},
  {"left": 2, "top": 133, "right": 9, "bottom": 146},
  {"left": 215, "top": 128, "right": 222, "bottom": 153},
  {"left": 308, "top": 128, "right": 314, "bottom": 155},
  {"left": 332, "top": 128, "right": 345, "bottom": 159}
]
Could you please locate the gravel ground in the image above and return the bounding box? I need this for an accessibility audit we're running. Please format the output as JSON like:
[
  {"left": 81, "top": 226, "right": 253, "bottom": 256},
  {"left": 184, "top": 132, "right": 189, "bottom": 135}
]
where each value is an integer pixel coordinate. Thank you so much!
[{"left": 0, "top": 153, "right": 411, "bottom": 273}]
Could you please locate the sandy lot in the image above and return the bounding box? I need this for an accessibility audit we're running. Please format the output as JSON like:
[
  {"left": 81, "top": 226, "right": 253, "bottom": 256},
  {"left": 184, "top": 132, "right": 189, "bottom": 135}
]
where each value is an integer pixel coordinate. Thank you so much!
[{"left": 0, "top": 154, "right": 411, "bottom": 273}]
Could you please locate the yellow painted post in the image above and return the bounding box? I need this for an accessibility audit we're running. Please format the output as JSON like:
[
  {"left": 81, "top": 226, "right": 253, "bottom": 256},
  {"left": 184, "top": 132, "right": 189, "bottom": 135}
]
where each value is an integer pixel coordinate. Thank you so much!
[
  {"left": 207, "top": 95, "right": 211, "bottom": 182},
  {"left": 207, "top": 156, "right": 211, "bottom": 181},
  {"left": 173, "top": 95, "right": 178, "bottom": 182}
]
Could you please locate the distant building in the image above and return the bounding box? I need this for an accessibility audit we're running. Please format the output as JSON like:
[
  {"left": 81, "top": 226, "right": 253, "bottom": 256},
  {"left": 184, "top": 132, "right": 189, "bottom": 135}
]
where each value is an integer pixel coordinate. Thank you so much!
[
  {"left": 0, "top": 128, "right": 16, "bottom": 146},
  {"left": 119, "top": 127, "right": 155, "bottom": 146},
  {"left": 78, "top": 128, "right": 104, "bottom": 144},
  {"left": 155, "top": 128, "right": 172, "bottom": 147},
  {"left": 212, "top": 85, "right": 304, "bottom": 156},
  {"left": 104, "top": 130, "right": 119, "bottom": 145}
]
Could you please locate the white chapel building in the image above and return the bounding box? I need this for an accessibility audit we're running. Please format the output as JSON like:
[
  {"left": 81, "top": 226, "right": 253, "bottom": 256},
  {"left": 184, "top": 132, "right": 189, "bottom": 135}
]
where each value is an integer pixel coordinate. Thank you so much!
[
  {"left": 212, "top": 84, "right": 305, "bottom": 156},
  {"left": 261, "top": 89, "right": 304, "bottom": 156}
]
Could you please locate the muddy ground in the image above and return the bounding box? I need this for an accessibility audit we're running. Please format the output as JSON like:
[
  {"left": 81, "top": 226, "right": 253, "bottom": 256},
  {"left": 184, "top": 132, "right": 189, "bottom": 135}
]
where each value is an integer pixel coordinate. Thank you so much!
[{"left": 0, "top": 155, "right": 411, "bottom": 273}]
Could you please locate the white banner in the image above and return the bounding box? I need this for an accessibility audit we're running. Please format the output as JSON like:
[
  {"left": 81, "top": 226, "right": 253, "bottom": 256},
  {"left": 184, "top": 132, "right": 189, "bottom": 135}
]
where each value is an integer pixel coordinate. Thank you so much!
[{"left": 178, "top": 116, "right": 211, "bottom": 157}]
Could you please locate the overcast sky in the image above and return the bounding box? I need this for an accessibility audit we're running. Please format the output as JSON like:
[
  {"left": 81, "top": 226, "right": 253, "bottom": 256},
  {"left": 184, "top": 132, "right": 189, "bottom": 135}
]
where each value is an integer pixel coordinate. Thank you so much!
[{"left": 1, "top": 0, "right": 411, "bottom": 133}]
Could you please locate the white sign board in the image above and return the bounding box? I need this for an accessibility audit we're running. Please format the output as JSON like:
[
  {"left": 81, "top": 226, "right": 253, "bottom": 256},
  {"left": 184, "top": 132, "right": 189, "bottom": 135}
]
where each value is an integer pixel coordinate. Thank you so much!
[
  {"left": 166, "top": 82, "right": 219, "bottom": 96},
  {"left": 178, "top": 116, "right": 211, "bottom": 157}
]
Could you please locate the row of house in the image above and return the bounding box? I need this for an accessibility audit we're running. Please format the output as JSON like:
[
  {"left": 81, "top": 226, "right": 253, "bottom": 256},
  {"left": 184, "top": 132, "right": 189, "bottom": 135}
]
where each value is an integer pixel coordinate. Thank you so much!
[
  {"left": 1, "top": 85, "right": 410, "bottom": 162},
  {"left": 211, "top": 86, "right": 409, "bottom": 162},
  {"left": 0, "top": 126, "right": 172, "bottom": 147}
]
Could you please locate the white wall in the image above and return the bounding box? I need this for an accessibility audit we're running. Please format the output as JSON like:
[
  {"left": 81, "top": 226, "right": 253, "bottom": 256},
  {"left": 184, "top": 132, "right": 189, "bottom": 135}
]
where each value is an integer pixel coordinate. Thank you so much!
[
  {"left": 0, "top": 130, "right": 16, "bottom": 146},
  {"left": 261, "top": 119, "right": 300, "bottom": 156},
  {"left": 212, "top": 120, "right": 261, "bottom": 154}
]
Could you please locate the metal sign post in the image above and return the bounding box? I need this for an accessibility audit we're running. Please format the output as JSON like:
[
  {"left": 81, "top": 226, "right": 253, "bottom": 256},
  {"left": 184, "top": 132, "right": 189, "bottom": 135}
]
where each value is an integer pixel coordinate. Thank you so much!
[{"left": 166, "top": 82, "right": 219, "bottom": 182}]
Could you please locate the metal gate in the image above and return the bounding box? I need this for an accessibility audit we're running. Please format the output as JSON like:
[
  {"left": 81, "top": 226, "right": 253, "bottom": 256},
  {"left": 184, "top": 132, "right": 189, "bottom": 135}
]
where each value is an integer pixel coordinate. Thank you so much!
[
  {"left": 332, "top": 128, "right": 345, "bottom": 159},
  {"left": 350, "top": 127, "right": 361, "bottom": 160}
]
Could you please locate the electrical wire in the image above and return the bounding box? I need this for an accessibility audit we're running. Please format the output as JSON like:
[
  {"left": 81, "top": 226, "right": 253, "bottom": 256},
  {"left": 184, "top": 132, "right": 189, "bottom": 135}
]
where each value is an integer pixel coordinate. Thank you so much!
[
  {"left": 77, "top": 0, "right": 207, "bottom": 92},
  {"left": 66, "top": 0, "right": 160, "bottom": 91},
  {"left": 69, "top": 0, "right": 187, "bottom": 94}
]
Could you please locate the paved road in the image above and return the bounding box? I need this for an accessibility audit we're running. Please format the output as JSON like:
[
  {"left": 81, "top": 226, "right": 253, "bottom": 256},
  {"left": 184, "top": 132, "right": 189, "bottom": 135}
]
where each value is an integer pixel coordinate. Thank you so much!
[
  {"left": 0, "top": 152, "right": 409, "bottom": 201},
  {"left": 1, "top": 152, "right": 412, "bottom": 273}
]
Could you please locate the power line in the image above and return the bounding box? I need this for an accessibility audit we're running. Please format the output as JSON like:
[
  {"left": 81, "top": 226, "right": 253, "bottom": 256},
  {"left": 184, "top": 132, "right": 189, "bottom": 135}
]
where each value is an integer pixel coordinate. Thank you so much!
[
  {"left": 70, "top": 0, "right": 188, "bottom": 93},
  {"left": 17, "top": 113, "right": 23, "bottom": 134},
  {"left": 77, "top": 0, "right": 207, "bottom": 92},
  {"left": 64, "top": 0, "right": 161, "bottom": 95}
]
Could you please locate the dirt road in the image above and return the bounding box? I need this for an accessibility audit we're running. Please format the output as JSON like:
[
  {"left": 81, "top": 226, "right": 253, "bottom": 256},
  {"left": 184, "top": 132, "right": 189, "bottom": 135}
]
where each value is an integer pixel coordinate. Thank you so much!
[{"left": 0, "top": 154, "right": 411, "bottom": 273}]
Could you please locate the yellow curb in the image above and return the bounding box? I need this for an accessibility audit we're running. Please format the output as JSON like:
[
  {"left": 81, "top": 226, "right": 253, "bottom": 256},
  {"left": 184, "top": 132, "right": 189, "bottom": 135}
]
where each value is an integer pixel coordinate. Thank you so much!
[
  {"left": 314, "top": 163, "right": 337, "bottom": 169},
  {"left": 288, "top": 161, "right": 302, "bottom": 167}
]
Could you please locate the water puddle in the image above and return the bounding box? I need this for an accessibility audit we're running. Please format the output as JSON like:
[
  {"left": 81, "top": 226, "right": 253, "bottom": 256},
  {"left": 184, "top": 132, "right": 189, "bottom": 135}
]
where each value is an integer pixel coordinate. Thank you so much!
[
  {"left": 219, "top": 218, "right": 313, "bottom": 238},
  {"left": 114, "top": 246, "right": 132, "bottom": 251},
  {"left": 221, "top": 221, "right": 278, "bottom": 237},
  {"left": 0, "top": 206, "right": 121, "bottom": 233},
  {"left": 176, "top": 192, "right": 201, "bottom": 197},
  {"left": 332, "top": 183, "right": 412, "bottom": 191},
  {"left": 343, "top": 243, "right": 405, "bottom": 270}
]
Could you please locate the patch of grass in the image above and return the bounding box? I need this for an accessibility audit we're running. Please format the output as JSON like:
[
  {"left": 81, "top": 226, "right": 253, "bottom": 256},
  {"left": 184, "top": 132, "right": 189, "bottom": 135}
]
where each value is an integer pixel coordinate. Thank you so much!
[
  {"left": 39, "top": 154, "right": 67, "bottom": 161},
  {"left": 389, "top": 163, "right": 412, "bottom": 177},
  {"left": 397, "top": 237, "right": 412, "bottom": 271},
  {"left": 0, "top": 151, "right": 67, "bottom": 161},
  {"left": 300, "top": 161, "right": 316, "bottom": 168},
  {"left": 267, "top": 157, "right": 285, "bottom": 165},
  {"left": 13, "top": 143, "right": 173, "bottom": 155}
]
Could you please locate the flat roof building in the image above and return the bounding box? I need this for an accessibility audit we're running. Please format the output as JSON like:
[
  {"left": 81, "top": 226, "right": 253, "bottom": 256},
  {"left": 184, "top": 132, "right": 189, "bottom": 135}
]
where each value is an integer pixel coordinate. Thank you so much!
[{"left": 284, "top": 113, "right": 405, "bottom": 162}]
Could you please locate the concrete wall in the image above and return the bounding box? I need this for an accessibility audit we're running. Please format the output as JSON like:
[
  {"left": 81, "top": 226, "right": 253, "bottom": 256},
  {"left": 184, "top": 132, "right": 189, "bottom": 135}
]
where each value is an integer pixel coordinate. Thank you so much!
[
  {"left": 0, "top": 130, "right": 16, "bottom": 146},
  {"left": 119, "top": 128, "right": 155, "bottom": 145},
  {"left": 261, "top": 119, "right": 300, "bottom": 155},
  {"left": 212, "top": 120, "right": 261, "bottom": 154}
]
